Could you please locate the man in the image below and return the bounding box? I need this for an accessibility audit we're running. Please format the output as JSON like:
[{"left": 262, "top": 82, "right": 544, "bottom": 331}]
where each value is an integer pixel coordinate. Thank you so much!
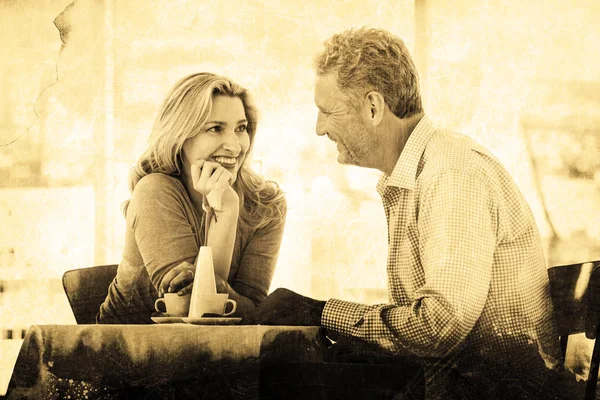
[{"left": 256, "top": 28, "right": 563, "bottom": 399}]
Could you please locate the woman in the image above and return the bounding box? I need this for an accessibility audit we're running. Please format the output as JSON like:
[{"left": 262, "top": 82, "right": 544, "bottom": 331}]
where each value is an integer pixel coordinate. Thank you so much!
[{"left": 98, "top": 73, "right": 286, "bottom": 324}]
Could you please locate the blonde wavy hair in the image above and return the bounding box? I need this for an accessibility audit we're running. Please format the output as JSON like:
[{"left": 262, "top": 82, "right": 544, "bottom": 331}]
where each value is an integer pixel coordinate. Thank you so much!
[
  {"left": 123, "top": 72, "right": 286, "bottom": 232},
  {"left": 314, "top": 27, "right": 423, "bottom": 118}
]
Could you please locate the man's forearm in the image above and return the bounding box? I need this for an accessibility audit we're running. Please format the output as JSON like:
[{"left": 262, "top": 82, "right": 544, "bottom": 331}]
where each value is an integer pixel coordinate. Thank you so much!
[{"left": 322, "top": 296, "right": 468, "bottom": 359}]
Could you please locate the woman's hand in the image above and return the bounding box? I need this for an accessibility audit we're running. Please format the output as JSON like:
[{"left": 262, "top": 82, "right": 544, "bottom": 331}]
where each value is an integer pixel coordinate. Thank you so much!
[
  {"left": 190, "top": 160, "right": 239, "bottom": 211},
  {"left": 159, "top": 261, "right": 195, "bottom": 296},
  {"left": 158, "top": 262, "right": 230, "bottom": 297},
  {"left": 215, "top": 273, "right": 229, "bottom": 294}
]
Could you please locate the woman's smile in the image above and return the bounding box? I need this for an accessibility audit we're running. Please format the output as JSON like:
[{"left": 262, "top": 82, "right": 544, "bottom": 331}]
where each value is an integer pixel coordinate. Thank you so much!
[{"left": 212, "top": 156, "right": 238, "bottom": 168}]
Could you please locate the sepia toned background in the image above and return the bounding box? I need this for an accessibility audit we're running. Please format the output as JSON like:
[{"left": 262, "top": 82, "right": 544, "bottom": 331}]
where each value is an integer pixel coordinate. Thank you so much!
[{"left": 1, "top": 0, "right": 599, "bottom": 392}]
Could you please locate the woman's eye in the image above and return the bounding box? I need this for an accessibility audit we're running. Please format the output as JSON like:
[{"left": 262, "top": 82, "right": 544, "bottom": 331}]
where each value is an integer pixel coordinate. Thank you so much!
[
  {"left": 235, "top": 125, "right": 248, "bottom": 133},
  {"left": 207, "top": 126, "right": 222, "bottom": 132}
]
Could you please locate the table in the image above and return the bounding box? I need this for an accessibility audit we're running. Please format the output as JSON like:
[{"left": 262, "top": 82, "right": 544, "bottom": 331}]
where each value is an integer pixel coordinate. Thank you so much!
[
  {"left": 8, "top": 324, "right": 586, "bottom": 400},
  {"left": 5, "top": 324, "right": 328, "bottom": 400}
]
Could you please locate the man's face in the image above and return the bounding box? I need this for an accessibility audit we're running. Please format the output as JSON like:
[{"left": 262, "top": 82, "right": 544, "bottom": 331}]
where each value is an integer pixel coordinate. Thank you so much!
[{"left": 314, "top": 73, "right": 374, "bottom": 167}]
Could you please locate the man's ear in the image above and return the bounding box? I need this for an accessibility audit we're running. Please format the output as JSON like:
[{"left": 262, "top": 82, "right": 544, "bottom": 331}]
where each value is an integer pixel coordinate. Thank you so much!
[{"left": 363, "top": 91, "right": 386, "bottom": 126}]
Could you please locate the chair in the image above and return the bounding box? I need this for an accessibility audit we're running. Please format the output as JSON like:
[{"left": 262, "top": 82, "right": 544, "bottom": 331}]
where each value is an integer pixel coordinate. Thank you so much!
[
  {"left": 62, "top": 264, "right": 118, "bottom": 324},
  {"left": 548, "top": 260, "right": 600, "bottom": 400}
]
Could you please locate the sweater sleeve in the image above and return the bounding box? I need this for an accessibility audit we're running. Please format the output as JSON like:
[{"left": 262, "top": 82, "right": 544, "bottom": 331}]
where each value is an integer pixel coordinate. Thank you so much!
[
  {"left": 127, "top": 174, "right": 199, "bottom": 291},
  {"left": 232, "top": 197, "right": 287, "bottom": 305}
]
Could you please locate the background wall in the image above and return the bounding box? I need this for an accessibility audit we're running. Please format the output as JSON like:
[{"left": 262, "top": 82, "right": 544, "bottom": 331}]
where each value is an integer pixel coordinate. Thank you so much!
[
  {"left": 1, "top": 0, "right": 599, "bottom": 392},
  {"left": 419, "top": 0, "right": 600, "bottom": 265}
]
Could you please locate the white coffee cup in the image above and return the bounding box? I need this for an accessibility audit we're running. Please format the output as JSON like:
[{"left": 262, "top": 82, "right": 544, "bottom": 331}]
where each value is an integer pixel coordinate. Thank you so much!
[
  {"left": 188, "top": 293, "right": 237, "bottom": 318},
  {"left": 154, "top": 293, "right": 191, "bottom": 316}
]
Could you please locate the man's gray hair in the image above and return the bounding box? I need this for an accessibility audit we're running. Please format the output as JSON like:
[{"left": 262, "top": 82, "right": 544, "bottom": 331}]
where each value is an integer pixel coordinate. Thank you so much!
[{"left": 314, "top": 27, "right": 423, "bottom": 119}]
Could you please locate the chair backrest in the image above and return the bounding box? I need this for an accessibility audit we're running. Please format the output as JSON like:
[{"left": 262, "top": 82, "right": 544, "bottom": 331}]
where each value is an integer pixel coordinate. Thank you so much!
[
  {"left": 548, "top": 261, "right": 600, "bottom": 338},
  {"left": 62, "top": 264, "right": 118, "bottom": 324},
  {"left": 548, "top": 260, "right": 600, "bottom": 400}
]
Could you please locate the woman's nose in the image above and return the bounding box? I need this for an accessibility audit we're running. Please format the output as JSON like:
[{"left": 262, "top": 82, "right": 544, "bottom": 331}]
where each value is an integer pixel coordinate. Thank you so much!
[{"left": 222, "top": 131, "right": 241, "bottom": 153}]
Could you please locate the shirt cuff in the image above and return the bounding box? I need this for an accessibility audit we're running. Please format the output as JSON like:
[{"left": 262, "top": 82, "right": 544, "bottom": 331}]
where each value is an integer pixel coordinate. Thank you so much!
[{"left": 321, "top": 298, "right": 370, "bottom": 338}]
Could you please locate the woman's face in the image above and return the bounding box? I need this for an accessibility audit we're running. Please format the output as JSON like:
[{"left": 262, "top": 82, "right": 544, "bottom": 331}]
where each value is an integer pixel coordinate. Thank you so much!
[{"left": 182, "top": 95, "right": 250, "bottom": 183}]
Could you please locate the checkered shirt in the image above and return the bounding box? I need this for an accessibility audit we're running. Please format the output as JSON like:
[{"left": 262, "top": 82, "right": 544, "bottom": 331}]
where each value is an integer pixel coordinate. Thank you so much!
[{"left": 322, "top": 116, "right": 562, "bottom": 398}]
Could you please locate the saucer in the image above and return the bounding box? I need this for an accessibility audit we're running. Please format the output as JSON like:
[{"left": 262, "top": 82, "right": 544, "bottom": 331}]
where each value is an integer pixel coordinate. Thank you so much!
[
  {"left": 182, "top": 317, "right": 242, "bottom": 325},
  {"left": 151, "top": 314, "right": 185, "bottom": 324}
]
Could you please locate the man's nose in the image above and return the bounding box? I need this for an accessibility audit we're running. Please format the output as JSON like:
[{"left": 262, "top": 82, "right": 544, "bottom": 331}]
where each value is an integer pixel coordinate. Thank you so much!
[{"left": 316, "top": 113, "right": 327, "bottom": 136}]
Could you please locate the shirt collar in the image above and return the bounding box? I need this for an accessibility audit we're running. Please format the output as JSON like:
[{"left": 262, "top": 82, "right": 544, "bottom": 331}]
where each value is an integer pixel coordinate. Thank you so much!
[{"left": 376, "top": 115, "right": 436, "bottom": 195}]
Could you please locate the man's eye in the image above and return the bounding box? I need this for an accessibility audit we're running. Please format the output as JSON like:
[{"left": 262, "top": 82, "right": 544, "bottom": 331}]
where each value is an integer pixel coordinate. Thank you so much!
[{"left": 235, "top": 125, "right": 248, "bottom": 133}]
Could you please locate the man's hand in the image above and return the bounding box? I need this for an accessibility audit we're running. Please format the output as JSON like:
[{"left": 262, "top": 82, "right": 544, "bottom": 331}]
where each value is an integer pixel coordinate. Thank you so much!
[{"left": 255, "top": 288, "right": 326, "bottom": 326}]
